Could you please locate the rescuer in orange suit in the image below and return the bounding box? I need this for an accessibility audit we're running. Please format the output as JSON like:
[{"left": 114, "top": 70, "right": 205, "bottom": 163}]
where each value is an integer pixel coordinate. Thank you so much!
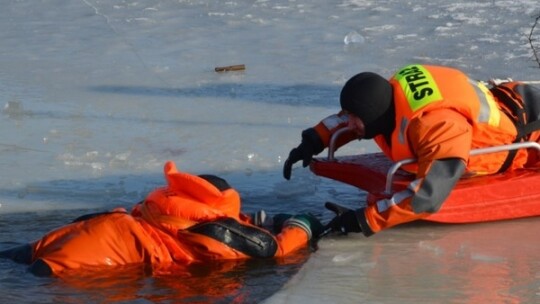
[
  {"left": 283, "top": 64, "right": 540, "bottom": 236},
  {"left": 0, "top": 161, "right": 323, "bottom": 277}
]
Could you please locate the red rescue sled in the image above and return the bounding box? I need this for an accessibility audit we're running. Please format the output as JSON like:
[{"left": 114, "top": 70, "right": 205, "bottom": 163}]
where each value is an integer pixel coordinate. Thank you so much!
[{"left": 310, "top": 128, "right": 540, "bottom": 223}]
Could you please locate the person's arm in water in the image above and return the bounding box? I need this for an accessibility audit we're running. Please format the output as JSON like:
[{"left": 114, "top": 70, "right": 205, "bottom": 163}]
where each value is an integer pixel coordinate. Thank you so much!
[{"left": 182, "top": 213, "right": 324, "bottom": 259}]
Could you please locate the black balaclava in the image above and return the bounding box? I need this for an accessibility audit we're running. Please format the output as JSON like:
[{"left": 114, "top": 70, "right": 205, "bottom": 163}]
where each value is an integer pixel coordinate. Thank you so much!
[
  {"left": 198, "top": 174, "right": 231, "bottom": 191},
  {"left": 340, "top": 72, "right": 395, "bottom": 139}
]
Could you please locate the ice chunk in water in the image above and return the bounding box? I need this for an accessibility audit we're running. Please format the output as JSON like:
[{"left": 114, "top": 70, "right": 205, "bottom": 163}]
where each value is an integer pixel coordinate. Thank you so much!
[{"left": 344, "top": 31, "right": 365, "bottom": 45}]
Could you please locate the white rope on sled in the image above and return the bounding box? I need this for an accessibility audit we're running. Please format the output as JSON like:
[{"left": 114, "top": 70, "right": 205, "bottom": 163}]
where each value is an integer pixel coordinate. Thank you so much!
[{"left": 484, "top": 78, "right": 540, "bottom": 86}]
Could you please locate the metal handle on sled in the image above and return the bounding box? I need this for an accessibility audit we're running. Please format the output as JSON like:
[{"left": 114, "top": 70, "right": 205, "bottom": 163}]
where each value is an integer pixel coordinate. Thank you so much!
[
  {"left": 326, "top": 127, "right": 540, "bottom": 195},
  {"left": 327, "top": 127, "right": 354, "bottom": 161}
]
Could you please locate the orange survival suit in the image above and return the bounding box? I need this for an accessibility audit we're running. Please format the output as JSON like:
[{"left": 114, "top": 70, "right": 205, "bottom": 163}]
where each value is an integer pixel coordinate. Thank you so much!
[
  {"left": 307, "top": 64, "right": 540, "bottom": 235},
  {"left": 1, "top": 161, "right": 312, "bottom": 276}
]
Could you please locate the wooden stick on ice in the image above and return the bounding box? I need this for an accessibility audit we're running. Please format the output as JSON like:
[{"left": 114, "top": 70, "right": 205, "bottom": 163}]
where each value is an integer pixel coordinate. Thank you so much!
[{"left": 215, "top": 64, "right": 246, "bottom": 72}]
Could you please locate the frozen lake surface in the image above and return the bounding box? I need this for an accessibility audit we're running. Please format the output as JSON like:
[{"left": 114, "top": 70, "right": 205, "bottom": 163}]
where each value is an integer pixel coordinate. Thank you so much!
[{"left": 1, "top": 0, "right": 539, "bottom": 303}]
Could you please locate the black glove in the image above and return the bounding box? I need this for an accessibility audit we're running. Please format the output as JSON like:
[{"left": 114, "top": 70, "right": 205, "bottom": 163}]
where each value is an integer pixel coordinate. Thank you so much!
[
  {"left": 283, "top": 141, "right": 314, "bottom": 180},
  {"left": 325, "top": 202, "right": 363, "bottom": 234},
  {"left": 283, "top": 128, "right": 323, "bottom": 180}
]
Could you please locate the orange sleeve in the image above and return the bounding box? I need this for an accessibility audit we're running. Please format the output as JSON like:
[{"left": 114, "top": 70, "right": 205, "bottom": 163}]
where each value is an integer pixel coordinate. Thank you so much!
[
  {"left": 362, "top": 109, "right": 472, "bottom": 234},
  {"left": 408, "top": 109, "right": 472, "bottom": 177},
  {"left": 272, "top": 226, "right": 309, "bottom": 257},
  {"left": 312, "top": 111, "right": 360, "bottom": 151},
  {"left": 363, "top": 195, "right": 427, "bottom": 233}
]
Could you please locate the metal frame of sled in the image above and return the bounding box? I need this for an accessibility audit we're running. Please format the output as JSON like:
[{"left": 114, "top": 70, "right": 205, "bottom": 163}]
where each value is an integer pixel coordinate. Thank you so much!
[{"left": 311, "top": 127, "right": 540, "bottom": 223}]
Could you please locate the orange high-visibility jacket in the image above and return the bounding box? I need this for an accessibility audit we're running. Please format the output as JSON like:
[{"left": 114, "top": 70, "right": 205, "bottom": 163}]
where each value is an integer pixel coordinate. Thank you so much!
[
  {"left": 30, "top": 161, "right": 309, "bottom": 276},
  {"left": 311, "top": 64, "right": 537, "bottom": 235}
]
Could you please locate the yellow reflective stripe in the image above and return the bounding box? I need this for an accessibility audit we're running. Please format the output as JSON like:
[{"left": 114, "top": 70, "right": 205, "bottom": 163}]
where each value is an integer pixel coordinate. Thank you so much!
[
  {"left": 395, "top": 65, "right": 443, "bottom": 111},
  {"left": 468, "top": 79, "right": 500, "bottom": 127}
]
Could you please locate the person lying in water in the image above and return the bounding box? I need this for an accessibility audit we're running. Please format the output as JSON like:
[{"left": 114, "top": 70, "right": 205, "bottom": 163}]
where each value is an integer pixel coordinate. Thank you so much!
[{"left": 0, "top": 161, "right": 324, "bottom": 277}]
